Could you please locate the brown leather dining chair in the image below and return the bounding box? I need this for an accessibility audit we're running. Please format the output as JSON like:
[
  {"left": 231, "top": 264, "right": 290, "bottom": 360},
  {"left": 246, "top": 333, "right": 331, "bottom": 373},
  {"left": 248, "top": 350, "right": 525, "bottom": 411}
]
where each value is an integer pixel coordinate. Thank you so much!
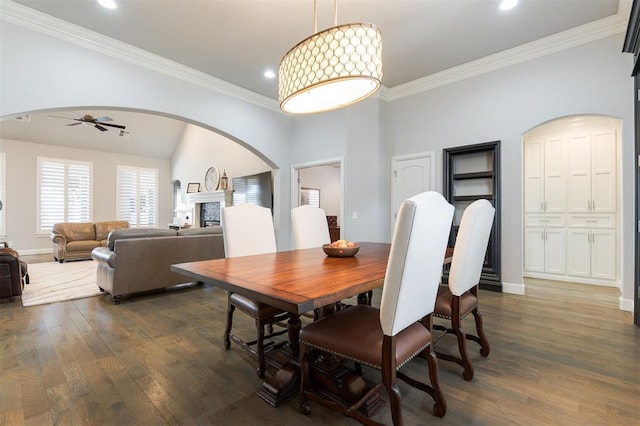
[
  {"left": 434, "top": 198, "right": 495, "bottom": 381},
  {"left": 299, "top": 191, "right": 454, "bottom": 425},
  {"left": 221, "top": 204, "right": 289, "bottom": 377}
]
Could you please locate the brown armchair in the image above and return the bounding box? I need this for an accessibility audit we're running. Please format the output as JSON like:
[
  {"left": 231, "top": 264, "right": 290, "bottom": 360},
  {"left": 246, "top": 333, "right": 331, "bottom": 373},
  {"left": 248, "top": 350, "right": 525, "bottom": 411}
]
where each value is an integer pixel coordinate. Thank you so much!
[{"left": 0, "top": 247, "right": 29, "bottom": 302}]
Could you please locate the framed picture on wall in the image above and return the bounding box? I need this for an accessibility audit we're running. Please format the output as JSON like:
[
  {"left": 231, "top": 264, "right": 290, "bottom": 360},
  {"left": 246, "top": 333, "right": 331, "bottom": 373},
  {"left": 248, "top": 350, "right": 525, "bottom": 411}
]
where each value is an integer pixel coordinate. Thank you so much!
[{"left": 187, "top": 182, "right": 200, "bottom": 193}]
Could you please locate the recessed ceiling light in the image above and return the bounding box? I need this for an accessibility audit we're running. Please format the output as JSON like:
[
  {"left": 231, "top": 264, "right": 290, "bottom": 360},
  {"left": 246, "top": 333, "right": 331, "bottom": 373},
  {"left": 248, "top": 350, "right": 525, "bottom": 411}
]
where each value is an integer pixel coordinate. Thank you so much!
[
  {"left": 264, "top": 70, "right": 276, "bottom": 79},
  {"left": 499, "top": 0, "right": 518, "bottom": 11},
  {"left": 97, "top": 0, "right": 117, "bottom": 9}
]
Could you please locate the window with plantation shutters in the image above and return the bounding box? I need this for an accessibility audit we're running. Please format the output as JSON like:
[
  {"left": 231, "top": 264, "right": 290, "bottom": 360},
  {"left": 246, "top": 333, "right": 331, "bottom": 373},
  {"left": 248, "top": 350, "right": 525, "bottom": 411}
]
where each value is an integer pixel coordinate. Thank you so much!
[
  {"left": 0, "top": 153, "right": 5, "bottom": 237},
  {"left": 37, "top": 157, "right": 93, "bottom": 234},
  {"left": 117, "top": 166, "right": 158, "bottom": 227}
]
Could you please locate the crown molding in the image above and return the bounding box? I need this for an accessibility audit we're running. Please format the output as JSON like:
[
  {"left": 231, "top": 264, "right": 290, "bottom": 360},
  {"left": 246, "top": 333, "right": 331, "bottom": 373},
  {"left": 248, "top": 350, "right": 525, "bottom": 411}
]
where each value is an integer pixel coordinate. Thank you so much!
[
  {"left": 385, "top": 12, "right": 628, "bottom": 102},
  {"left": 0, "top": 0, "right": 281, "bottom": 113},
  {"left": 1, "top": 0, "right": 630, "bottom": 108}
]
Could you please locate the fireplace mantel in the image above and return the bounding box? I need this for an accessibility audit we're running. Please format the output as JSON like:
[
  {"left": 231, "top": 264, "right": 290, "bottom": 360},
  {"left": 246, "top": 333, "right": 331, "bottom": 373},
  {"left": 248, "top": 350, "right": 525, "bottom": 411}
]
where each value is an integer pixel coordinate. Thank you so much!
[
  {"left": 186, "top": 190, "right": 233, "bottom": 228},
  {"left": 187, "top": 190, "right": 233, "bottom": 204}
]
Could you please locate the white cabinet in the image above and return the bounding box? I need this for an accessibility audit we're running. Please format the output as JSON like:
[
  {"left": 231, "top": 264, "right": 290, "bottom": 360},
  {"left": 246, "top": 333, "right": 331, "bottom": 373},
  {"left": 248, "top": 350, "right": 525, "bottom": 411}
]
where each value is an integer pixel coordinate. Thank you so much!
[
  {"left": 524, "top": 227, "right": 565, "bottom": 274},
  {"left": 523, "top": 137, "right": 565, "bottom": 213},
  {"left": 567, "top": 228, "right": 615, "bottom": 280},
  {"left": 523, "top": 116, "right": 619, "bottom": 285},
  {"left": 567, "top": 129, "right": 616, "bottom": 213}
]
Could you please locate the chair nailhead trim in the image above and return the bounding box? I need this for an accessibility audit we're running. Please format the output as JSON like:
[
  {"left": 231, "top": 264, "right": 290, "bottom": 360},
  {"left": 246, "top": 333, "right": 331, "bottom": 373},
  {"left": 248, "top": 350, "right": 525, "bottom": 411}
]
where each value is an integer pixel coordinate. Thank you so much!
[{"left": 300, "top": 341, "right": 431, "bottom": 371}]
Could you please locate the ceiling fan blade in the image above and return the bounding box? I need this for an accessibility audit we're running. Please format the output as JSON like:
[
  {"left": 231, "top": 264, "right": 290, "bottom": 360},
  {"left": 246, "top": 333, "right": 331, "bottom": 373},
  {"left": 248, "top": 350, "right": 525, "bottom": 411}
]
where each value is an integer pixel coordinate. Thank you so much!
[
  {"left": 94, "top": 124, "right": 108, "bottom": 131},
  {"left": 93, "top": 116, "right": 113, "bottom": 122},
  {"left": 97, "top": 122, "right": 126, "bottom": 129},
  {"left": 66, "top": 122, "right": 82, "bottom": 126},
  {"left": 49, "top": 115, "right": 76, "bottom": 121}
]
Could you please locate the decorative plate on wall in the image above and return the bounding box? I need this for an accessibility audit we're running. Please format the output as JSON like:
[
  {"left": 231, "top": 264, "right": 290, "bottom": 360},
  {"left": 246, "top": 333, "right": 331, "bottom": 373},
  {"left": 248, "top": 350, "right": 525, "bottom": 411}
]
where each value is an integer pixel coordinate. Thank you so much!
[{"left": 204, "top": 166, "right": 219, "bottom": 192}]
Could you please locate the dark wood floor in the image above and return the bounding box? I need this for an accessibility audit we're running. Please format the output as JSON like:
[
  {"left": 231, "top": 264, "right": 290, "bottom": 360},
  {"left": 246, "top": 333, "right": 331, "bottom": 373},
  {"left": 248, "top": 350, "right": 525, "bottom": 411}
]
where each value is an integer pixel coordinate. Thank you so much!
[{"left": 1, "top": 265, "right": 638, "bottom": 425}]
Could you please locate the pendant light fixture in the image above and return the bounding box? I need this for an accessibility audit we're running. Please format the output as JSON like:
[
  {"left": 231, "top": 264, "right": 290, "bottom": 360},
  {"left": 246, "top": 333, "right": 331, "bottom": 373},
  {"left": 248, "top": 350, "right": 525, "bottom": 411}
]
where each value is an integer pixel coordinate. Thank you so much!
[{"left": 278, "top": 0, "right": 382, "bottom": 114}]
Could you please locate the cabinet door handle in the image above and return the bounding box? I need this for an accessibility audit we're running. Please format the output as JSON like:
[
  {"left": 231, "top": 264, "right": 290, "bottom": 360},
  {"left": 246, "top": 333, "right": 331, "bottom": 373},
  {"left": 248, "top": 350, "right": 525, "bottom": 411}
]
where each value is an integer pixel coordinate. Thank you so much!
[
  {"left": 592, "top": 200, "right": 595, "bottom": 210},
  {"left": 544, "top": 201, "right": 547, "bottom": 211},
  {"left": 540, "top": 202, "right": 544, "bottom": 211},
  {"left": 541, "top": 231, "right": 544, "bottom": 240}
]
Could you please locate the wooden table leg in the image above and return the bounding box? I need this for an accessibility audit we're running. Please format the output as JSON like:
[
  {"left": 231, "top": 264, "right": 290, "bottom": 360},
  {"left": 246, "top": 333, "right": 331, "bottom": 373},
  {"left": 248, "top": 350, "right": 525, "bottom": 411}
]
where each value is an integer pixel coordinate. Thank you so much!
[
  {"left": 256, "top": 313, "right": 384, "bottom": 415},
  {"left": 257, "top": 313, "right": 301, "bottom": 406}
]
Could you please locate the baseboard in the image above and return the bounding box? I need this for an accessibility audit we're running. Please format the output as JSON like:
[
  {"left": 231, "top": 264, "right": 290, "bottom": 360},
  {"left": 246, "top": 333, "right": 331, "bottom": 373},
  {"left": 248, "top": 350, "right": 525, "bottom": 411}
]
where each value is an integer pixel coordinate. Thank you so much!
[
  {"left": 17, "top": 248, "right": 50, "bottom": 256},
  {"left": 619, "top": 296, "right": 634, "bottom": 313},
  {"left": 502, "top": 281, "right": 525, "bottom": 295}
]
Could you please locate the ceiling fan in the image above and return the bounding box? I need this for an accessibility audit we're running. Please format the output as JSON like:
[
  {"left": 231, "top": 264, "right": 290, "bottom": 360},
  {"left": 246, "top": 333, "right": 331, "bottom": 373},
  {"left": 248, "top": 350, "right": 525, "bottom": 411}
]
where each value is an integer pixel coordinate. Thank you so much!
[{"left": 49, "top": 113, "right": 126, "bottom": 132}]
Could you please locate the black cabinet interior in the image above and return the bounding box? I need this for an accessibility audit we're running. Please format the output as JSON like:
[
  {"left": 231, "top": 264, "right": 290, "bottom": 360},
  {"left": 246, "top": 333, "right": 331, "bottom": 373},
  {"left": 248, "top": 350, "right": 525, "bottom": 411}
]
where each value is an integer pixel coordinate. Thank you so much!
[{"left": 443, "top": 141, "right": 501, "bottom": 292}]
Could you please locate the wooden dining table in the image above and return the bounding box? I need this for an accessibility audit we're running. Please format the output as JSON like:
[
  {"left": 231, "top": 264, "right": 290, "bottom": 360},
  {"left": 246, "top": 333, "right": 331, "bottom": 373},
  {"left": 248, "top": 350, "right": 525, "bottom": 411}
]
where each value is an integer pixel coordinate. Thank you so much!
[{"left": 171, "top": 242, "right": 453, "bottom": 408}]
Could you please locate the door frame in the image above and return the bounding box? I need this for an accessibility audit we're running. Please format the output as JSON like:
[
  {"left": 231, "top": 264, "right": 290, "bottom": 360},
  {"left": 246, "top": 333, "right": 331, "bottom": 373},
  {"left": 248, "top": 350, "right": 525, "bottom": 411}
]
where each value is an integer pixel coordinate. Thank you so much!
[{"left": 291, "top": 157, "right": 344, "bottom": 240}]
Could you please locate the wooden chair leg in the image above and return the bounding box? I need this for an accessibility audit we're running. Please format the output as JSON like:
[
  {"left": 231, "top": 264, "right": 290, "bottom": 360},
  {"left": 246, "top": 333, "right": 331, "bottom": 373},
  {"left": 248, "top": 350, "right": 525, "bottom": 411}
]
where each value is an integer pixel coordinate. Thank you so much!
[
  {"left": 300, "top": 345, "right": 311, "bottom": 415},
  {"left": 224, "top": 298, "right": 235, "bottom": 350},
  {"left": 425, "top": 348, "right": 447, "bottom": 417},
  {"left": 450, "top": 296, "right": 474, "bottom": 381},
  {"left": 472, "top": 308, "right": 490, "bottom": 357},
  {"left": 382, "top": 336, "right": 403, "bottom": 426},
  {"left": 452, "top": 317, "right": 473, "bottom": 380}
]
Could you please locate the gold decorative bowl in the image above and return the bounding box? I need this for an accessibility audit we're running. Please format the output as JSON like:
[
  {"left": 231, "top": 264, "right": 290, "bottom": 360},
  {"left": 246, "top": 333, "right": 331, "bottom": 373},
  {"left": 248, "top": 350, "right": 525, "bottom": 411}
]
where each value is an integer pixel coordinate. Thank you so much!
[{"left": 322, "top": 244, "right": 360, "bottom": 257}]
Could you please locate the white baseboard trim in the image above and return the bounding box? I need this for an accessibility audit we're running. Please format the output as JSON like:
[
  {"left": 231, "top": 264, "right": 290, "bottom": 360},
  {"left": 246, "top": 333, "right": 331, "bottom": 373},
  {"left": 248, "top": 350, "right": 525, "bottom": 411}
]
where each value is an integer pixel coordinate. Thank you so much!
[
  {"left": 619, "top": 296, "right": 634, "bottom": 313},
  {"left": 502, "top": 281, "right": 525, "bottom": 295},
  {"left": 17, "top": 248, "right": 51, "bottom": 256}
]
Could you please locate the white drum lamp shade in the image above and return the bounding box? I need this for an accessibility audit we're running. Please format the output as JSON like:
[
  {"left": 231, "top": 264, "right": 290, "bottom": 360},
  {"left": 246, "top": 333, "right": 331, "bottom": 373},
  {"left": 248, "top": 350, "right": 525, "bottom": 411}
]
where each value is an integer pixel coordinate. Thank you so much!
[{"left": 279, "top": 22, "right": 382, "bottom": 114}]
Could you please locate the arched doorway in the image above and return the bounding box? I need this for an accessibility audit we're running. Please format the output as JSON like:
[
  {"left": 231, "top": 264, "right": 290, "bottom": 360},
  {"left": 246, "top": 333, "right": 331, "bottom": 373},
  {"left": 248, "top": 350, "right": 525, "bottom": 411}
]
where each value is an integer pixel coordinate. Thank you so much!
[{"left": 522, "top": 115, "right": 621, "bottom": 290}]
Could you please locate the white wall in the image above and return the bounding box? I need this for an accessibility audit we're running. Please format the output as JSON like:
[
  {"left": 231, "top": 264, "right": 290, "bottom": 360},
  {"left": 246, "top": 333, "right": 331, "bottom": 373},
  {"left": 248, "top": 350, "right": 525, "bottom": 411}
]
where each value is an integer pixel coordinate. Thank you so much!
[
  {"left": 0, "top": 138, "right": 171, "bottom": 252},
  {"left": 171, "top": 123, "right": 271, "bottom": 204},
  {"left": 1, "top": 21, "right": 293, "bottom": 249},
  {"left": 290, "top": 98, "right": 388, "bottom": 243},
  {"left": 386, "top": 34, "right": 634, "bottom": 305}
]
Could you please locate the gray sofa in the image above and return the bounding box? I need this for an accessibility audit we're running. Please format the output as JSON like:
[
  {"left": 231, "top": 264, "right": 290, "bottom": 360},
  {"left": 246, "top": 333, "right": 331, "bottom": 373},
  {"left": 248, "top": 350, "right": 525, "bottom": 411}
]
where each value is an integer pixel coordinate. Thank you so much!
[{"left": 91, "top": 226, "right": 225, "bottom": 304}]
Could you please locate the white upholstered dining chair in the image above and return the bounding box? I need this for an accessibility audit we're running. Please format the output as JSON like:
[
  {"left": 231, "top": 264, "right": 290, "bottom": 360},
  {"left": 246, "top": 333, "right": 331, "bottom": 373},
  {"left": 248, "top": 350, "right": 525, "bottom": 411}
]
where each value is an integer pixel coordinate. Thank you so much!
[
  {"left": 299, "top": 191, "right": 454, "bottom": 425},
  {"left": 221, "top": 204, "right": 289, "bottom": 377},
  {"left": 434, "top": 198, "right": 495, "bottom": 380},
  {"left": 291, "top": 205, "right": 330, "bottom": 250}
]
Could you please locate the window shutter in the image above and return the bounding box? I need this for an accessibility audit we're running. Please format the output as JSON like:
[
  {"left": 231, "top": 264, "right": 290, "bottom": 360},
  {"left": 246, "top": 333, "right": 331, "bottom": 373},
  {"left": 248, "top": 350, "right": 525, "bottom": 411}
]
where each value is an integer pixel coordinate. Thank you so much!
[
  {"left": 118, "top": 167, "right": 138, "bottom": 225},
  {"left": 138, "top": 169, "right": 158, "bottom": 227},
  {"left": 117, "top": 166, "right": 158, "bottom": 227},
  {"left": 39, "top": 160, "right": 65, "bottom": 230},
  {"left": 38, "top": 157, "right": 92, "bottom": 233},
  {"left": 67, "top": 163, "right": 91, "bottom": 222}
]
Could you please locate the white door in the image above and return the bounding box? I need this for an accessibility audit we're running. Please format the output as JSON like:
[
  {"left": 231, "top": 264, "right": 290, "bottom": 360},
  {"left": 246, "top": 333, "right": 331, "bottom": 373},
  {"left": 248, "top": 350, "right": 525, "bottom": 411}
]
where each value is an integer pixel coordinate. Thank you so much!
[
  {"left": 567, "top": 228, "right": 591, "bottom": 277},
  {"left": 391, "top": 153, "right": 434, "bottom": 232},
  {"left": 544, "top": 228, "right": 566, "bottom": 274},
  {"left": 591, "top": 229, "right": 616, "bottom": 280},
  {"left": 523, "top": 139, "right": 544, "bottom": 213},
  {"left": 524, "top": 227, "right": 545, "bottom": 272},
  {"left": 543, "top": 137, "right": 565, "bottom": 213},
  {"left": 567, "top": 133, "right": 592, "bottom": 213},
  {"left": 591, "top": 129, "right": 616, "bottom": 213}
]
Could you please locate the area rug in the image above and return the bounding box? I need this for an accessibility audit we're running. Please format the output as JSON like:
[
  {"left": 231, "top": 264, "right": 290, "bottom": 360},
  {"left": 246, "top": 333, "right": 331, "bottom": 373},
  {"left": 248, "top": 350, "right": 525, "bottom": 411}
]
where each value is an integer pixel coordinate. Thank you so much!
[{"left": 21, "top": 260, "right": 100, "bottom": 307}]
